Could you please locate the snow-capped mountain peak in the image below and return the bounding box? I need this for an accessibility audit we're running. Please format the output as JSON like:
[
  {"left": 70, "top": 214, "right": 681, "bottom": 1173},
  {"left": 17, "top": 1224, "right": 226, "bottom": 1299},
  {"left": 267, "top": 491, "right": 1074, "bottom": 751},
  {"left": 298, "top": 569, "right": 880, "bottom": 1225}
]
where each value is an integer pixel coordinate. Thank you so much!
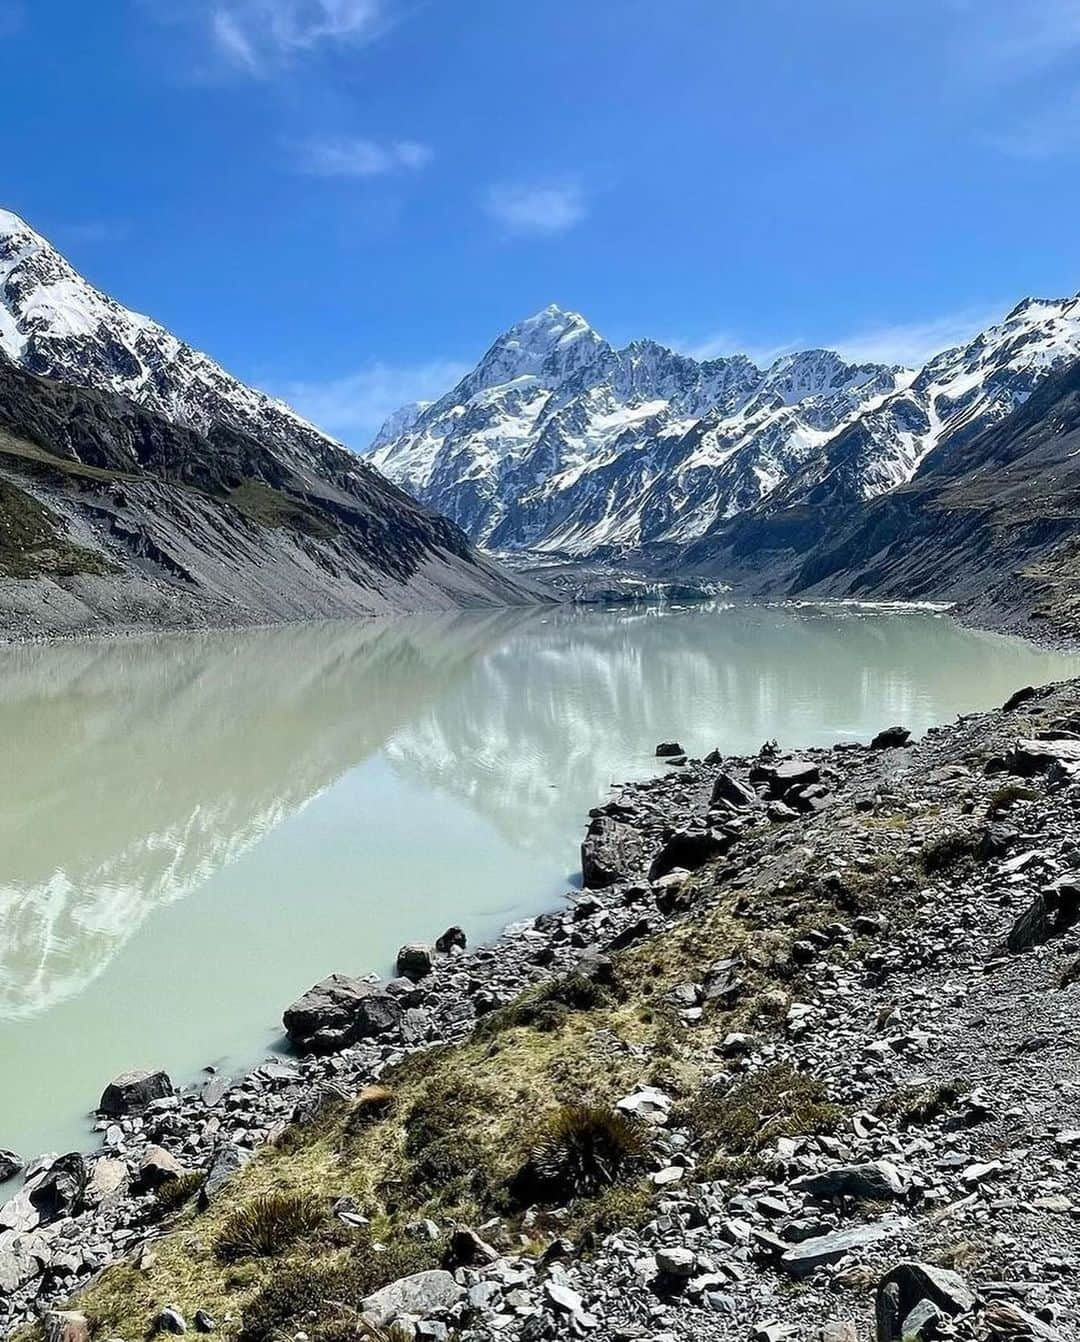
[
  {"left": 371, "top": 293, "right": 1080, "bottom": 560},
  {"left": 369, "top": 309, "right": 908, "bottom": 554}
]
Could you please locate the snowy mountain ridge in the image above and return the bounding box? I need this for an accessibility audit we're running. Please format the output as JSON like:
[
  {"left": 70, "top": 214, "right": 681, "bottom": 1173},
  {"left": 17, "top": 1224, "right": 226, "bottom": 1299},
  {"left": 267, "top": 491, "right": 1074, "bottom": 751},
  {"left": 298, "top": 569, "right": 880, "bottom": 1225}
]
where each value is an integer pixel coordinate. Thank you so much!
[
  {"left": 370, "top": 295, "right": 1080, "bottom": 559},
  {"left": 0, "top": 208, "right": 533, "bottom": 632},
  {"left": 0, "top": 208, "right": 353, "bottom": 473}
]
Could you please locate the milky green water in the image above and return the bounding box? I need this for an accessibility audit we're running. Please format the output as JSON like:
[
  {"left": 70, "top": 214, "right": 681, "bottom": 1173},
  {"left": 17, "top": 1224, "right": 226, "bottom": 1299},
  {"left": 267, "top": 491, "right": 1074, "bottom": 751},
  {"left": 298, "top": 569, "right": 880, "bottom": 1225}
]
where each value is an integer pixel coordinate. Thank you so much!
[{"left": 1, "top": 602, "right": 1077, "bottom": 1170}]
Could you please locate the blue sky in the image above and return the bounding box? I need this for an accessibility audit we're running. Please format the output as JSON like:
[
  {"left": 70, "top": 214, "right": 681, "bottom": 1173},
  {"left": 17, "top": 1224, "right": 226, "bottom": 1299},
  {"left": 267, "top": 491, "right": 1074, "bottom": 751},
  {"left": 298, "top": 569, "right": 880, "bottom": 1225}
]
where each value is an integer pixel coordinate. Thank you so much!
[{"left": 5, "top": 0, "right": 1080, "bottom": 446}]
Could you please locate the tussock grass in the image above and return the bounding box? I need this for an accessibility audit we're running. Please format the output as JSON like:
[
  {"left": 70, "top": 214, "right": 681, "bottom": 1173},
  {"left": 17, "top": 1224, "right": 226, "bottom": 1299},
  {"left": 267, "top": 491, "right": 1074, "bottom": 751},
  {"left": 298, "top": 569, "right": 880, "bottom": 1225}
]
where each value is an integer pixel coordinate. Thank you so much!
[
  {"left": 215, "top": 1191, "right": 326, "bottom": 1262},
  {"left": 526, "top": 1104, "right": 650, "bottom": 1201}
]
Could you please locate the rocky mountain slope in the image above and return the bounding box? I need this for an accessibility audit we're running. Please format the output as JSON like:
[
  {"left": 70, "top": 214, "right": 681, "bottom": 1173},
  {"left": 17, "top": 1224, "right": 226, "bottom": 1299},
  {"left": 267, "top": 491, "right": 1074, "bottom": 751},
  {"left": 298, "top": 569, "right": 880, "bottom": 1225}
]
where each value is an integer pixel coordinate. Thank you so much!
[
  {"left": 0, "top": 211, "right": 532, "bottom": 636},
  {"left": 679, "top": 355, "right": 1080, "bottom": 634},
  {"left": 370, "top": 297, "right": 1080, "bottom": 566},
  {"left": 8, "top": 680, "right": 1080, "bottom": 1341}
]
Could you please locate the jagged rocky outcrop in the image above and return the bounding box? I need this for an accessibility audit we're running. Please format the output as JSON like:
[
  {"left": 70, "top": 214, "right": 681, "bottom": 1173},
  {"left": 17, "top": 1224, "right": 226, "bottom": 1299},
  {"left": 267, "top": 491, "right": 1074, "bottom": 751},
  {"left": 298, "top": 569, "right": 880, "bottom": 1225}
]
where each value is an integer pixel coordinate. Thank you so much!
[
  {"left": 682, "top": 355, "right": 1080, "bottom": 633},
  {"left": 0, "top": 210, "right": 534, "bottom": 635},
  {"left": 370, "top": 305, "right": 908, "bottom": 556},
  {"left": 370, "top": 296, "right": 1080, "bottom": 570}
]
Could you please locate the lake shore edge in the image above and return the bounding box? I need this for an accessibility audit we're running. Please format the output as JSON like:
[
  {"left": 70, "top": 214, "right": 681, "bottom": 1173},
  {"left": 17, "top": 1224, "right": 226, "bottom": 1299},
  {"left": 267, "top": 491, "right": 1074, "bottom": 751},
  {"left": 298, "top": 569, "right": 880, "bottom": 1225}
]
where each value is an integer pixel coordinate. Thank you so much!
[{"left": 6, "top": 668, "right": 1080, "bottom": 1340}]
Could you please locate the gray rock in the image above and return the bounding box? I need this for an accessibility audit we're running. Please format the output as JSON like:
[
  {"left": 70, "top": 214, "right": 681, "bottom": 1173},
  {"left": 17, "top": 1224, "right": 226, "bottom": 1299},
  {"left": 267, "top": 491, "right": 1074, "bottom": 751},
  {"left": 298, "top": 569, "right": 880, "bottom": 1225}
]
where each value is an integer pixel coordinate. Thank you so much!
[
  {"left": 84, "top": 1157, "right": 128, "bottom": 1207},
  {"left": 137, "top": 1146, "right": 189, "bottom": 1192},
  {"left": 655, "top": 742, "right": 684, "bottom": 757},
  {"left": 362, "top": 1269, "right": 464, "bottom": 1325},
  {"left": 1003, "top": 685, "right": 1038, "bottom": 711},
  {"left": 98, "top": 1068, "right": 173, "bottom": 1117},
  {"left": 779, "top": 1221, "right": 897, "bottom": 1278},
  {"left": 396, "top": 942, "right": 434, "bottom": 980},
  {"left": 582, "top": 815, "right": 643, "bottom": 889},
  {"left": 1007, "top": 879, "right": 1080, "bottom": 953},
  {"left": 1006, "top": 737, "right": 1080, "bottom": 775},
  {"left": 282, "top": 974, "right": 403, "bottom": 1053},
  {"left": 874, "top": 1261, "right": 975, "bottom": 1340},
  {"left": 655, "top": 1246, "right": 697, "bottom": 1278},
  {"left": 0, "top": 1149, "right": 23, "bottom": 1183},
  {"left": 900, "top": 1299, "right": 941, "bottom": 1340},
  {"left": 544, "top": 1279, "right": 584, "bottom": 1313},
  {"left": 447, "top": 1225, "right": 498, "bottom": 1266},
  {"left": 870, "top": 726, "right": 911, "bottom": 750},
  {"left": 790, "top": 1160, "right": 908, "bottom": 1203},
  {"left": 750, "top": 758, "right": 820, "bottom": 798},
  {"left": 155, "top": 1307, "right": 187, "bottom": 1335},
  {"left": 648, "top": 827, "right": 732, "bottom": 880},
  {"left": 711, "top": 772, "right": 758, "bottom": 809},
  {"left": 615, "top": 1087, "right": 672, "bottom": 1126},
  {"left": 435, "top": 925, "right": 467, "bottom": 953},
  {"left": 200, "top": 1142, "right": 253, "bottom": 1206},
  {"left": 28, "top": 1153, "right": 86, "bottom": 1224}
]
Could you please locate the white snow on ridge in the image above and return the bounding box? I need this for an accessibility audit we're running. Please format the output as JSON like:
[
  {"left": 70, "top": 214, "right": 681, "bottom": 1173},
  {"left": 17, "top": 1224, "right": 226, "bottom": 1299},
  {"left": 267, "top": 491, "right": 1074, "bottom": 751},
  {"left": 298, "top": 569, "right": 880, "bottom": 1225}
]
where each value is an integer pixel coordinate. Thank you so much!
[{"left": 372, "top": 292, "right": 1080, "bottom": 557}]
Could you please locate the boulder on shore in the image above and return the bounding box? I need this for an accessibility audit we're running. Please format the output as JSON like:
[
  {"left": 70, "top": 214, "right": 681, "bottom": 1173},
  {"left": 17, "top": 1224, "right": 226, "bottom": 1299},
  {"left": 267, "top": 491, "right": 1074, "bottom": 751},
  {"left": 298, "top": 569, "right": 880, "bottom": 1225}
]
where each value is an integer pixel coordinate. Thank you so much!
[
  {"left": 648, "top": 827, "right": 733, "bottom": 881},
  {"left": 870, "top": 725, "right": 911, "bottom": 750},
  {"left": 581, "top": 814, "right": 643, "bottom": 888},
  {"left": 98, "top": 1069, "right": 173, "bottom": 1117},
  {"left": 749, "top": 758, "right": 820, "bottom": 799},
  {"left": 655, "top": 741, "right": 684, "bottom": 757},
  {"left": 435, "top": 925, "right": 466, "bottom": 954},
  {"left": 283, "top": 974, "right": 403, "bottom": 1054},
  {"left": 395, "top": 943, "right": 433, "bottom": 980},
  {"left": 0, "top": 1149, "right": 23, "bottom": 1182},
  {"left": 711, "top": 772, "right": 758, "bottom": 809}
]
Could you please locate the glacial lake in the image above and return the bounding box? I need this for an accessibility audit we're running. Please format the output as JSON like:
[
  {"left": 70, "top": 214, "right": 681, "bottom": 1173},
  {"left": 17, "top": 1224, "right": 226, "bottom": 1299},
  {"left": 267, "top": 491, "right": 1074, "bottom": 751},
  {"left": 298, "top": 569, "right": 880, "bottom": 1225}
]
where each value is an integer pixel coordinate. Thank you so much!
[{"left": 2, "top": 602, "right": 1078, "bottom": 1170}]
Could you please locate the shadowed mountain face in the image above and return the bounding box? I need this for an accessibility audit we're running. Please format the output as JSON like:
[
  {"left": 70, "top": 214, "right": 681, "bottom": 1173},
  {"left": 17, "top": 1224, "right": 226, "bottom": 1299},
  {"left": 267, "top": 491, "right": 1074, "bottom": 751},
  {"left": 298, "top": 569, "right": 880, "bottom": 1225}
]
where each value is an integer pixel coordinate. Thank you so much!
[
  {"left": 683, "top": 358, "right": 1080, "bottom": 633},
  {"left": 0, "top": 211, "right": 533, "bottom": 635}
]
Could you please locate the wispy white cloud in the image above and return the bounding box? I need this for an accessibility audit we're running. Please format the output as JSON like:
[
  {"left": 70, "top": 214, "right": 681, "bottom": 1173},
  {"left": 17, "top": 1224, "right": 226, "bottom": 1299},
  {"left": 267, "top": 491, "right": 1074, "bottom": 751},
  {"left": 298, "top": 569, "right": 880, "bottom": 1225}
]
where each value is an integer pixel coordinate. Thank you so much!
[
  {"left": 280, "top": 358, "right": 469, "bottom": 445},
  {"left": 204, "top": 0, "right": 386, "bottom": 76},
  {"left": 678, "top": 330, "right": 802, "bottom": 367},
  {"left": 673, "top": 303, "right": 1007, "bottom": 373},
  {"left": 484, "top": 181, "right": 587, "bottom": 237},
  {"left": 292, "top": 136, "right": 432, "bottom": 178},
  {"left": 950, "top": 0, "right": 1080, "bottom": 85},
  {"left": 947, "top": 0, "right": 1080, "bottom": 159},
  {"left": 828, "top": 304, "right": 1006, "bottom": 368}
]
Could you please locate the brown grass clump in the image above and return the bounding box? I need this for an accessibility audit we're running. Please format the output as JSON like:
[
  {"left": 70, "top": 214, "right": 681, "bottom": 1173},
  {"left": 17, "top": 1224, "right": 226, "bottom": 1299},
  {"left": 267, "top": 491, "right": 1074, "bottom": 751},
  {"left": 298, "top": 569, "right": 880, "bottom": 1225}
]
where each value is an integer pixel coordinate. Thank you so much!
[{"left": 682, "top": 1063, "right": 843, "bottom": 1167}]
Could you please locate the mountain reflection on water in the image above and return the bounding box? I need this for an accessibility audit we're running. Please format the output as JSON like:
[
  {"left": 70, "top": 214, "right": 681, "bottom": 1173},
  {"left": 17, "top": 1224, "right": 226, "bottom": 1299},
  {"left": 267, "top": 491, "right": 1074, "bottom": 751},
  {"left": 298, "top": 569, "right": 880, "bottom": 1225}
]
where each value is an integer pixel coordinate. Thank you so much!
[{"left": 1, "top": 602, "right": 1077, "bottom": 1161}]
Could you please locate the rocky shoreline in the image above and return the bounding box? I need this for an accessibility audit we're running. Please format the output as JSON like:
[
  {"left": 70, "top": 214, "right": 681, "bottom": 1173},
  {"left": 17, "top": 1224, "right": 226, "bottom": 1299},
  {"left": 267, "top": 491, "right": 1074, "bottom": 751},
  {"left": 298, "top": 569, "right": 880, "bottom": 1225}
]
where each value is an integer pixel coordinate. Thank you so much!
[{"left": 6, "top": 678, "right": 1080, "bottom": 1340}]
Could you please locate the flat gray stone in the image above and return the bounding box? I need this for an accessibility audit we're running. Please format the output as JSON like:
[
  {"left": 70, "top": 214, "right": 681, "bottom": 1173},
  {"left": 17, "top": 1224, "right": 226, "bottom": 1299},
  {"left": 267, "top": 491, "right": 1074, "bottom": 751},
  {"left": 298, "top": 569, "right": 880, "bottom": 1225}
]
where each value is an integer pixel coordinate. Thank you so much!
[
  {"left": 779, "top": 1220, "right": 897, "bottom": 1278},
  {"left": 362, "top": 1269, "right": 464, "bottom": 1325}
]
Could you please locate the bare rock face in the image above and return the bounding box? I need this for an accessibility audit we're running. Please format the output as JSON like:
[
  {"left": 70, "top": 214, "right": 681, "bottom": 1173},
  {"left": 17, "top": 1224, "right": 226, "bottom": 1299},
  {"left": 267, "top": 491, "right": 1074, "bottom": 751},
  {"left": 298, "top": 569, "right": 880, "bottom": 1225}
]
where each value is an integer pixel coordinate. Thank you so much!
[
  {"left": 283, "top": 974, "right": 403, "bottom": 1054},
  {"left": 581, "top": 815, "right": 643, "bottom": 889},
  {"left": 98, "top": 1069, "right": 173, "bottom": 1117}
]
